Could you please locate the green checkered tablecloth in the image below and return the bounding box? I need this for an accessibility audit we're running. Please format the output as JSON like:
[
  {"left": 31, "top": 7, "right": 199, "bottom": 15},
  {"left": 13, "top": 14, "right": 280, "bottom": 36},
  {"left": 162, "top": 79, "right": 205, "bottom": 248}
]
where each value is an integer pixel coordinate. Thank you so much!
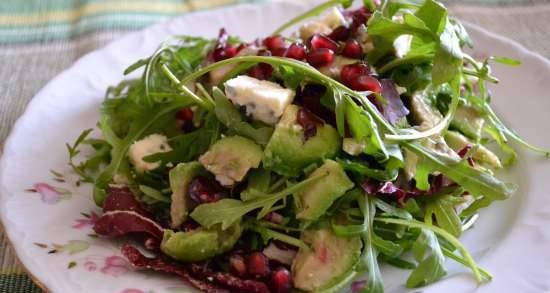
[{"left": 1, "top": 0, "right": 549, "bottom": 292}]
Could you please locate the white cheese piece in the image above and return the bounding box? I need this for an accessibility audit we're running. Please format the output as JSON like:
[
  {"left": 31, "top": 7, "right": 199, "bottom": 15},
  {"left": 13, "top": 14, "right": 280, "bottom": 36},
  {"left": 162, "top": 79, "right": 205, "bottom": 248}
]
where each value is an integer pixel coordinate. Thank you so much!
[
  {"left": 393, "top": 34, "right": 413, "bottom": 58},
  {"left": 224, "top": 75, "right": 295, "bottom": 125},
  {"left": 299, "top": 22, "right": 332, "bottom": 40},
  {"left": 299, "top": 8, "right": 346, "bottom": 40},
  {"left": 323, "top": 7, "right": 347, "bottom": 29},
  {"left": 128, "top": 134, "right": 172, "bottom": 173}
]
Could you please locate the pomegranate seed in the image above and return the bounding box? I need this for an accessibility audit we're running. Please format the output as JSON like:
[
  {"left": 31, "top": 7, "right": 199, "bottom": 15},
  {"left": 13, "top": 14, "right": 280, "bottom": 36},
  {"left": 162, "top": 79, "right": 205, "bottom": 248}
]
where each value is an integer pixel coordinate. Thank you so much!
[
  {"left": 248, "top": 50, "right": 273, "bottom": 80},
  {"left": 349, "top": 75, "right": 382, "bottom": 93},
  {"left": 309, "top": 34, "right": 339, "bottom": 51},
  {"left": 284, "top": 43, "right": 306, "bottom": 60},
  {"left": 340, "top": 63, "right": 370, "bottom": 85},
  {"left": 328, "top": 25, "right": 350, "bottom": 42},
  {"left": 247, "top": 252, "right": 270, "bottom": 279},
  {"left": 306, "top": 48, "right": 335, "bottom": 67},
  {"left": 271, "top": 47, "right": 287, "bottom": 57},
  {"left": 270, "top": 267, "right": 293, "bottom": 293},
  {"left": 263, "top": 35, "right": 286, "bottom": 51},
  {"left": 263, "top": 212, "right": 284, "bottom": 224},
  {"left": 229, "top": 254, "right": 247, "bottom": 277},
  {"left": 188, "top": 176, "right": 227, "bottom": 204},
  {"left": 176, "top": 108, "right": 194, "bottom": 121},
  {"left": 349, "top": 7, "right": 372, "bottom": 33},
  {"left": 213, "top": 45, "right": 238, "bottom": 61},
  {"left": 236, "top": 43, "right": 248, "bottom": 53},
  {"left": 342, "top": 39, "right": 363, "bottom": 58}
]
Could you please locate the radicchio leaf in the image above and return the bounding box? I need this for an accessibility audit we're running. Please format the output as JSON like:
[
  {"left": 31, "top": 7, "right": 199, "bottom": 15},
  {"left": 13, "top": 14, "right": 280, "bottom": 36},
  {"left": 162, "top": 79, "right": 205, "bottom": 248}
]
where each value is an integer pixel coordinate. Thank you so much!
[
  {"left": 122, "top": 244, "right": 232, "bottom": 293},
  {"left": 189, "top": 264, "right": 271, "bottom": 293},
  {"left": 103, "top": 186, "right": 149, "bottom": 216},
  {"left": 93, "top": 210, "right": 163, "bottom": 240},
  {"left": 379, "top": 79, "right": 409, "bottom": 125}
]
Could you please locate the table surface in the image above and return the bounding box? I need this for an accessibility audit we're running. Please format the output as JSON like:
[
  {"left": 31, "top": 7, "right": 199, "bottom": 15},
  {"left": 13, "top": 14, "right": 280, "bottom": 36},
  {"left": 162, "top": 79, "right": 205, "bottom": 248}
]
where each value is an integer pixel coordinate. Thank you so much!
[{"left": 1, "top": 0, "right": 549, "bottom": 292}]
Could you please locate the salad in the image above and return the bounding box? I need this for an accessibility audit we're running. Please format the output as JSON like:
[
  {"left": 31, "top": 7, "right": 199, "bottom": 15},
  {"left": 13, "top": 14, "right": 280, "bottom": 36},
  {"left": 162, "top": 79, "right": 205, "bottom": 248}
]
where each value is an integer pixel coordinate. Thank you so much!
[{"left": 66, "top": 0, "right": 549, "bottom": 293}]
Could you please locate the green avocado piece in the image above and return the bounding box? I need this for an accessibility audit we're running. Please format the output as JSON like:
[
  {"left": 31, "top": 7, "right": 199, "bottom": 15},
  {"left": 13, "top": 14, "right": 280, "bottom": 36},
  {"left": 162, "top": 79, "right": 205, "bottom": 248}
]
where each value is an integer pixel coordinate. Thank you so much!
[
  {"left": 296, "top": 160, "right": 354, "bottom": 221},
  {"left": 263, "top": 105, "right": 340, "bottom": 176},
  {"left": 169, "top": 162, "right": 204, "bottom": 229},
  {"left": 445, "top": 130, "right": 502, "bottom": 169},
  {"left": 161, "top": 223, "right": 242, "bottom": 262},
  {"left": 199, "top": 136, "right": 263, "bottom": 186},
  {"left": 292, "top": 229, "right": 362, "bottom": 292},
  {"left": 451, "top": 105, "right": 485, "bottom": 140}
]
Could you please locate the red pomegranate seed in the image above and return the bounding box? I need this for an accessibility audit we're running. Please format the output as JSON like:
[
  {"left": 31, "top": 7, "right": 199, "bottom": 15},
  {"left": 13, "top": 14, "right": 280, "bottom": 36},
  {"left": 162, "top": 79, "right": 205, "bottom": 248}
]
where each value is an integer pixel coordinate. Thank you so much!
[
  {"left": 248, "top": 50, "right": 273, "bottom": 80},
  {"left": 271, "top": 47, "right": 287, "bottom": 57},
  {"left": 349, "top": 75, "right": 382, "bottom": 93},
  {"left": 306, "top": 48, "right": 335, "bottom": 67},
  {"left": 340, "top": 63, "right": 370, "bottom": 85},
  {"left": 213, "top": 45, "right": 238, "bottom": 61},
  {"left": 236, "top": 43, "right": 248, "bottom": 53},
  {"left": 284, "top": 43, "right": 306, "bottom": 60},
  {"left": 188, "top": 176, "right": 227, "bottom": 204},
  {"left": 263, "top": 35, "right": 286, "bottom": 51},
  {"left": 247, "top": 252, "right": 270, "bottom": 279},
  {"left": 309, "top": 34, "right": 339, "bottom": 51},
  {"left": 176, "top": 108, "right": 194, "bottom": 121},
  {"left": 297, "top": 108, "right": 325, "bottom": 141},
  {"left": 229, "top": 254, "right": 247, "bottom": 277},
  {"left": 349, "top": 7, "right": 372, "bottom": 33},
  {"left": 263, "top": 212, "right": 284, "bottom": 224},
  {"left": 328, "top": 25, "right": 350, "bottom": 42},
  {"left": 342, "top": 39, "right": 363, "bottom": 58},
  {"left": 270, "top": 267, "right": 293, "bottom": 293}
]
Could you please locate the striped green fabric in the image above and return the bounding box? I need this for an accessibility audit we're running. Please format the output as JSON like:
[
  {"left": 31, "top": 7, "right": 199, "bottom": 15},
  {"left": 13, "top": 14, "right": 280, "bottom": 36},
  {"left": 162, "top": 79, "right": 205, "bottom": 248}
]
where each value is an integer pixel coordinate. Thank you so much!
[{"left": 0, "top": 0, "right": 261, "bottom": 44}]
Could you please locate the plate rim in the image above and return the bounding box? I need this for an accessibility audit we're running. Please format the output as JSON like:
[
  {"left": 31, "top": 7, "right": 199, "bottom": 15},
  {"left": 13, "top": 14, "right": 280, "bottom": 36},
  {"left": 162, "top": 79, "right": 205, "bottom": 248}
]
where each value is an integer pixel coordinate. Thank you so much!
[{"left": 1, "top": 2, "right": 550, "bottom": 293}]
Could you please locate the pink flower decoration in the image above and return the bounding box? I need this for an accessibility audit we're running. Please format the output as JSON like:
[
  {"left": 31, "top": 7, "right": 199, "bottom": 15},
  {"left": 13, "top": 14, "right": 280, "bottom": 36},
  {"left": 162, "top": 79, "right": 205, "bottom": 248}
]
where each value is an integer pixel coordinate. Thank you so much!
[
  {"left": 100, "top": 255, "right": 130, "bottom": 277},
  {"left": 72, "top": 212, "right": 99, "bottom": 229},
  {"left": 33, "top": 183, "right": 71, "bottom": 204},
  {"left": 351, "top": 280, "right": 367, "bottom": 293},
  {"left": 120, "top": 290, "right": 145, "bottom": 293},
  {"left": 84, "top": 261, "right": 97, "bottom": 272}
]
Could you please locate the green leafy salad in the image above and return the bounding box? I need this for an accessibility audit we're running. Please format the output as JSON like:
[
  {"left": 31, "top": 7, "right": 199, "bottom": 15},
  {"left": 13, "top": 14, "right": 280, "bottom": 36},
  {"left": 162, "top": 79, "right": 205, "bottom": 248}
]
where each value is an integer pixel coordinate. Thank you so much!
[{"left": 67, "top": 1, "right": 549, "bottom": 293}]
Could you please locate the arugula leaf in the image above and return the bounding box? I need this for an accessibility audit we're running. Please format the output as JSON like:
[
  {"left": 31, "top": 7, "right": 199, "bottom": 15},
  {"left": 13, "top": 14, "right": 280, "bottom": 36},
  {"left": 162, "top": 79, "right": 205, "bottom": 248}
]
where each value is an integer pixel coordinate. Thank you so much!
[
  {"left": 426, "top": 195, "right": 462, "bottom": 237},
  {"left": 373, "top": 234, "right": 403, "bottom": 258},
  {"left": 246, "top": 224, "right": 309, "bottom": 250},
  {"left": 345, "top": 96, "right": 388, "bottom": 161},
  {"left": 191, "top": 172, "right": 327, "bottom": 229},
  {"left": 212, "top": 88, "right": 274, "bottom": 146},
  {"left": 357, "top": 195, "right": 384, "bottom": 293},
  {"left": 406, "top": 229, "right": 447, "bottom": 288},
  {"left": 242, "top": 169, "right": 272, "bottom": 201},
  {"left": 373, "top": 198, "right": 412, "bottom": 220},
  {"left": 375, "top": 217, "right": 484, "bottom": 283},
  {"left": 93, "top": 101, "right": 186, "bottom": 206},
  {"left": 404, "top": 142, "right": 515, "bottom": 201},
  {"left": 414, "top": 0, "right": 447, "bottom": 34},
  {"left": 432, "top": 19, "right": 463, "bottom": 85},
  {"left": 139, "top": 184, "right": 170, "bottom": 203},
  {"left": 144, "top": 112, "right": 220, "bottom": 165}
]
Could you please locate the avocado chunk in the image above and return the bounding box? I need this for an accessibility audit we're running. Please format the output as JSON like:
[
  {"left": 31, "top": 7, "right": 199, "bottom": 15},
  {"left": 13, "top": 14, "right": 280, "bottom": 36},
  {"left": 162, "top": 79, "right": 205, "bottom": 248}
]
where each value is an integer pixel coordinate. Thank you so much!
[
  {"left": 292, "top": 229, "right": 362, "bottom": 292},
  {"left": 169, "top": 162, "right": 204, "bottom": 229},
  {"left": 451, "top": 105, "right": 485, "bottom": 140},
  {"left": 161, "top": 223, "right": 242, "bottom": 262},
  {"left": 445, "top": 130, "right": 502, "bottom": 169},
  {"left": 296, "top": 160, "right": 354, "bottom": 221},
  {"left": 263, "top": 105, "right": 340, "bottom": 176},
  {"left": 199, "top": 136, "right": 263, "bottom": 186}
]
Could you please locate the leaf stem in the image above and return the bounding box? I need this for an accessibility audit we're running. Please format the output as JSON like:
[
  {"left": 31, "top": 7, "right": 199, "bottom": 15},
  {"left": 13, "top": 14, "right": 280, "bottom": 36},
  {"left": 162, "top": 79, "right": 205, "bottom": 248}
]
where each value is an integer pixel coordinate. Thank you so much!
[{"left": 160, "top": 64, "right": 214, "bottom": 110}]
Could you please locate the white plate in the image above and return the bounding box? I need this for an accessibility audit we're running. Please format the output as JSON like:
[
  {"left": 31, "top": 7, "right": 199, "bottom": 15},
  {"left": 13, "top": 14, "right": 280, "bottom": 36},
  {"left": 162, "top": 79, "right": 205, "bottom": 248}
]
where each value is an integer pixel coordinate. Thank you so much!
[{"left": 1, "top": 1, "right": 550, "bottom": 293}]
